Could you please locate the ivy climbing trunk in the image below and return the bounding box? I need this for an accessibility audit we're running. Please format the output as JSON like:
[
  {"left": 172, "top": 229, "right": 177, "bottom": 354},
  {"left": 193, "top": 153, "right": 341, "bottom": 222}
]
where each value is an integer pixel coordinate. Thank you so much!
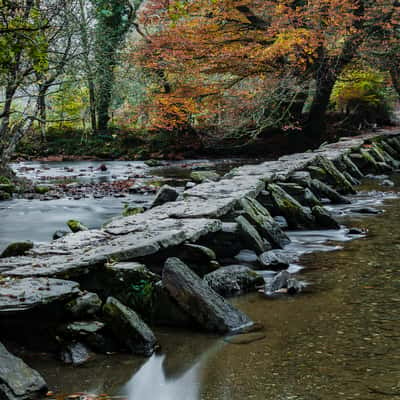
[{"left": 92, "top": 0, "right": 134, "bottom": 133}]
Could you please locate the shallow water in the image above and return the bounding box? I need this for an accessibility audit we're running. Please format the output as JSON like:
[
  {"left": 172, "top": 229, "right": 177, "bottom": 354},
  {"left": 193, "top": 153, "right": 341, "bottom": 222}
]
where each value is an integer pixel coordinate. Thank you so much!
[
  {"left": 0, "top": 159, "right": 257, "bottom": 252},
  {"left": 21, "top": 176, "right": 400, "bottom": 400}
]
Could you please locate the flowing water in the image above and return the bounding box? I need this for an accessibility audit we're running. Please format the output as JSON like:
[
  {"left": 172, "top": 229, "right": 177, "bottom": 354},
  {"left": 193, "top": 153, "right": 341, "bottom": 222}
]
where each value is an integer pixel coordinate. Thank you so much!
[
  {"left": 0, "top": 159, "right": 258, "bottom": 252},
  {"left": 14, "top": 175, "right": 399, "bottom": 400}
]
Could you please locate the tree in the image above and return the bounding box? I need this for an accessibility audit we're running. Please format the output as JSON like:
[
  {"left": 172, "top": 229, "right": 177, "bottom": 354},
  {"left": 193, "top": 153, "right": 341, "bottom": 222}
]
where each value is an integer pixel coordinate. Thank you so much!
[
  {"left": 135, "top": 0, "right": 399, "bottom": 143},
  {"left": 91, "top": 0, "right": 142, "bottom": 132}
]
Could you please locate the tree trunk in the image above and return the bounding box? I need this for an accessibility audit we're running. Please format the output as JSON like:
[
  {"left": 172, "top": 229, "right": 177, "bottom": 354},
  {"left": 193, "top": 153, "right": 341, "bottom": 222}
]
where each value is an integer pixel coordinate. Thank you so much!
[
  {"left": 38, "top": 86, "right": 47, "bottom": 142},
  {"left": 391, "top": 66, "right": 400, "bottom": 98},
  {"left": 305, "top": 69, "right": 337, "bottom": 145}
]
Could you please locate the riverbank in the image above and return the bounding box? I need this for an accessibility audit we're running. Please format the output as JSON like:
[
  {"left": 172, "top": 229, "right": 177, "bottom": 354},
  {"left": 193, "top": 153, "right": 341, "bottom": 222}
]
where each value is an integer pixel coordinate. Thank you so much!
[{"left": 1, "top": 129, "right": 400, "bottom": 400}]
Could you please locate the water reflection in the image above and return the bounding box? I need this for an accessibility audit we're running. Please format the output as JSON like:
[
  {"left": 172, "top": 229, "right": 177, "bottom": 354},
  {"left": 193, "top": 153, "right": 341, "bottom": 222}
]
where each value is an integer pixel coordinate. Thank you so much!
[{"left": 123, "top": 354, "right": 201, "bottom": 400}]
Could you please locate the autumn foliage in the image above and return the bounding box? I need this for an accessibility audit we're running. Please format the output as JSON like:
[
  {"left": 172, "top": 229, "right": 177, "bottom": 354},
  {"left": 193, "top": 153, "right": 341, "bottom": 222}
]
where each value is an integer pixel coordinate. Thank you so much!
[{"left": 129, "top": 0, "right": 400, "bottom": 138}]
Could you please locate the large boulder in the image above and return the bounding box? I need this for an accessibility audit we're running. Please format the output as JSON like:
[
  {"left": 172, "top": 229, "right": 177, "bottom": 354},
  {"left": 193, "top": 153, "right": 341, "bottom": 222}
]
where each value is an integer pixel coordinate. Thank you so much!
[
  {"left": 239, "top": 196, "right": 290, "bottom": 248},
  {"left": 102, "top": 297, "right": 158, "bottom": 356},
  {"left": 204, "top": 265, "right": 264, "bottom": 296},
  {"left": 151, "top": 185, "right": 179, "bottom": 208},
  {"left": 162, "top": 258, "right": 254, "bottom": 333},
  {"left": 0, "top": 341, "right": 47, "bottom": 400}
]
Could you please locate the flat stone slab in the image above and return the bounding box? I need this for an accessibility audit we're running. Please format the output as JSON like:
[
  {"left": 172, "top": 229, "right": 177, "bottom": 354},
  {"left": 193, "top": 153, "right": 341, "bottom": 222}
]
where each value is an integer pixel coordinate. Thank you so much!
[
  {"left": 1, "top": 218, "right": 221, "bottom": 278},
  {"left": 0, "top": 278, "right": 80, "bottom": 312}
]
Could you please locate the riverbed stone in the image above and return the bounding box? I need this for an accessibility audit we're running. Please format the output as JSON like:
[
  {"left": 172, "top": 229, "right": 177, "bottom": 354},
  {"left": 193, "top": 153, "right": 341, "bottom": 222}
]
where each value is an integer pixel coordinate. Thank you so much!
[
  {"left": 235, "top": 215, "right": 271, "bottom": 254},
  {"left": 312, "top": 206, "right": 340, "bottom": 229},
  {"left": 0, "top": 341, "right": 47, "bottom": 400},
  {"left": 341, "top": 154, "right": 364, "bottom": 179},
  {"left": 60, "top": 342, "right": 91, "bottom": 365},
  {"left": 162, "top": 258, "right": 254, "bottom": 333},
  {"left": 102, "top": 296, "right": 158, "bottom": 356},
  {"left": 204, "top": 265, "right": 264, "bottom": 296},
  {"left": 65, "top": 292, "right": 102, "bottom": 318},
  {"left": 52, "top": 230, "right": 69, "bottom": 240},
  {"left": 312, "top": 155, "right": 355, "bottom": 194},
  {"left": 1, "top": 242, "right": 33, "bottom": 258},
  {"left": 258, "top": 249, "right": 293, "bottom": 270},
  {"left": 239, "top": 196, "right": 290, "bottom": 248},
  {"left": 151, "top": 185, "right": 179, "bottom": 208},
  {"left": 0, "top": 183, "right": 15, "bottom": 194},
  {"left": 310, "top": 179, "right": 351, "bottom": 204},
  {"left": 267, "top": 184, "right": 315, "bottom": 229},
  {"left": 263, "top": 271, "right": 304, "bottom": 295},
  {"left": 0, "top": 278, "right": 80, "bottom": 313}
]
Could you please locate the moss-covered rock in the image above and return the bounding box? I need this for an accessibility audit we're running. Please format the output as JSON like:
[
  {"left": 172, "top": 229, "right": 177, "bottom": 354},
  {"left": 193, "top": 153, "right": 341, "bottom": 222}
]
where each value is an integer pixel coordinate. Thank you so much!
[
  {"left": 122, "top": 205, "right": 144, "bottom": 217},
  {"left": 341, "top": 154, "right": 364, "bottom": 179},
  {"left": 267, "top": 184, "right": 315, "bottom": 229},
  {"left": 235, "top": 215, "right": 271, "bottom": 254},
  {"left": 67, "top": 219, "right": 88, "bottom": 233},
  {"left": 0, "top": 183, "right": 15, "bottom": 194},
  {"left": 0, "top": 190, "right": 11, "bottom": 201},
  {"left": 239, "top": 196, "right": 290, "bottom": 248},
  {"left": 0, "top": 176, "right": 11, "bottom": 185},
  {"left": 312, "top": 206, "right": 340, "bottom": 230},
  {"left": 312, "top": 155, "right": 355, "bottom": 194},
  {"left": 1, "top": 241, "right": 34, "bottom": 258},
  {"left": 190, "top": 170, "right": 220, "bottom": 183},
  {"left": 102, "top": 296, "right": 158, "bottom": 356},
  {"left": 34, "top": 185, "right": 51, "bottom": 194},
  {"left": 310, "top": 179, "right": 350, "bottom": 204}
]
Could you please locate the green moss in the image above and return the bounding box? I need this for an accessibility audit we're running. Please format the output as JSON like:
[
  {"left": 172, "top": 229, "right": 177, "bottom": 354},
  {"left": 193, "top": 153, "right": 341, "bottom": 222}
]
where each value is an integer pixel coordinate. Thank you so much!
[
  {"left": 67, "top": 219, "right": 88, "bottom": 232},
  {"left": 34, "top": 185, "right": 50, "bottom": 194},
  {"left": 0, "top": 191, "right": 11, "bottom": 201},
  {"left": 122, "top": 205, "right": 144, "bottom": 217},
  {"left": 0, "top": 176, "right": 11, "bottom": 185}
]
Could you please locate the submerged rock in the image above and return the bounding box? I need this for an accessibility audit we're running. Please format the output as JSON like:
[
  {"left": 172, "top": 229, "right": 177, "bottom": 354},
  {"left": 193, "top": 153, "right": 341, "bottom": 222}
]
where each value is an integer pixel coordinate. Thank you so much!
[
  {"left": 162, "top": 258, "right": 254, "bottom": 333},
  {"left": 0, "top": 341, "right": 47, "bottom": 400},
  {"left": 239, "top": 196, "right": 290, "bottom": 248},
  {"left": 151, "top": 185, "right": 179, "bottom": 208},
  {"left": 1, "top": 242, "right": 33, "bottom": 258},
  {"left": 103, "top": 296, "right": 158, "bottom": 356},
  {"left": 351, "top": 207, "right": 381, "bottom": 215},
  {"left": 204, "top": 265, "right": 264, "bottom": 296},
  {"left": 67, "top": 219, "right": 88, "bottom": 233}
]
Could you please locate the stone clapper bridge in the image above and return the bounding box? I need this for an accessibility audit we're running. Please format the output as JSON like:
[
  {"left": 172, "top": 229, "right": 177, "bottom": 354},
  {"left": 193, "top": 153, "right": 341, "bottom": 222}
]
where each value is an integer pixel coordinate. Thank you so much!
[{"left": 1, "top": 130, "right": 400, "bottom": 400}]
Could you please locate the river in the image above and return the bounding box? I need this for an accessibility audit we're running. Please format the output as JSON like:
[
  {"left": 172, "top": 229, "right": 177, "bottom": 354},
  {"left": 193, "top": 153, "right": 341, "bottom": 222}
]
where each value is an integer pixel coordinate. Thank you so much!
[{"left": 9, "top": 173, "right": 398, "bottom": 400}]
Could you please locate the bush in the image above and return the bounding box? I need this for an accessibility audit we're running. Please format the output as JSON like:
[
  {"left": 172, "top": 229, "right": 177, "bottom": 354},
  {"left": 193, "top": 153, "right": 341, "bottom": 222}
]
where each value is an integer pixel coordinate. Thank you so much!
[{"left": 331, "top": 65, "right": 396, "bottom": 126}]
